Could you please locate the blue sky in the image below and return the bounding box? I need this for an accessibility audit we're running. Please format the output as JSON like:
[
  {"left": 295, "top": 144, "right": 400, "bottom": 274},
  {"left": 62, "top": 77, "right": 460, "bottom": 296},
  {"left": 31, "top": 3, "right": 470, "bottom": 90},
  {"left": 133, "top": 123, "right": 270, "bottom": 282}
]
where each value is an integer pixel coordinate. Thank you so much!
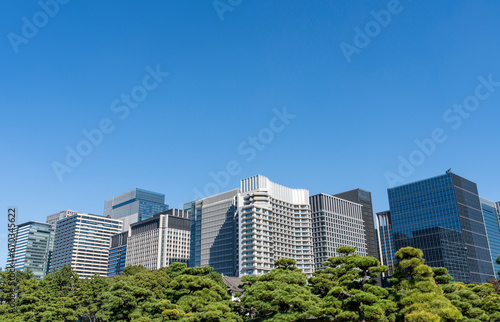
[{"left": 1, "top": 0, "right": 500, "bottom": 267}]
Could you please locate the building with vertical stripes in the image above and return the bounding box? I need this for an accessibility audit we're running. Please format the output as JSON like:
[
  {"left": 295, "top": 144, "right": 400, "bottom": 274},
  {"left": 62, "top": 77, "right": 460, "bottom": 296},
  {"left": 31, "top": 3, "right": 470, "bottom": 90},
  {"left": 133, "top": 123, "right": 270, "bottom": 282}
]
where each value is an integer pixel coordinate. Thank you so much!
[
  {"left": 334, "top": 189, "right": 378, "bottom": 260},
  {"left": 184, "top": 189, "right": 240, "bottom": 276},
  {"left": 310, "top": 194, "right": 367, "bottom": 270}
]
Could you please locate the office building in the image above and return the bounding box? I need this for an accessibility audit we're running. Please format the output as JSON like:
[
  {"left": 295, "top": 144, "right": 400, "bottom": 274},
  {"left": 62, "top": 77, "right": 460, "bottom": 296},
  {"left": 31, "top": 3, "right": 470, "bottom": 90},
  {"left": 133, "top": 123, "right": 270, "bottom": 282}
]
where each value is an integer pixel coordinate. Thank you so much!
[
  {"left": 10, "top": 222, "right": 52, "bottom": 280},
  {"left": 125, "top": 209, "right": 190, "bottom": 270},
  {"left": 46, "top": 210, "right": 86, "bottom": 226},
  {"left": 50, "top": 213, "right": 122, "bottom": 278},
  {"left": 334, "top": 189, "right": 378, "bottom": 259},
  {"left": 237, "top": 175, "right": 313, "bottom": 277},
  {"left": 388, "top": 171, "right": 495, "bottom": 284},
  {"left": 310, "top": 193, "right": 367, "bottom": 271},
  {"left": 480, "top": 198, "right": 500, "bottom": 277},
  {"left": 108, "top": 231, "right": 128, "bottom": 277},
  {"left": 184, "top": 189, "right": 240, "bottom": 276},
  {"left": 104, "top": 188, "right": 169, "bottom": 230},
  {"left": 375, "top": 210, "right": 395, "bottom": 276}
]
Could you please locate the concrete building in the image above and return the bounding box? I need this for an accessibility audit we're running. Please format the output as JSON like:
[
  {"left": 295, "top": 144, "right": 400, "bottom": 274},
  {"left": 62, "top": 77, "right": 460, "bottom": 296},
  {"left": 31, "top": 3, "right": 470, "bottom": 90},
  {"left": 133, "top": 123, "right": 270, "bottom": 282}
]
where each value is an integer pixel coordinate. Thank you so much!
[
  {"left": 46, "top": 210, "right": 86, "bottom": 226},
  {"left": 50, "top": 213, "right": 122, "bottom": 278},
  {"left": 237, "top": 175, "right": 313, "bottom": 277},
  {"left": 11, "top": 221, "right": 52, "bottom": 280},
  {"left": 334, "top": 189, "right": 378, "bottom": 260},
  {"left": 310, "top": 193, "right": 367, "bottom": 271},
  {"left": 125, "top": 209, "right": 190, "bottom": 270}
]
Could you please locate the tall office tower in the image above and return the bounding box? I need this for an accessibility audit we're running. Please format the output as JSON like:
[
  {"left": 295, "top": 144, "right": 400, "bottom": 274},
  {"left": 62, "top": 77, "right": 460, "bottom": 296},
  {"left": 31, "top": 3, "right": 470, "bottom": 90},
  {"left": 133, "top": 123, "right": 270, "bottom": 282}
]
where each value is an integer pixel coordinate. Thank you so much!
[
  {"left": 375, "top": 211, "right": 395, "bottom": 276},
  {"left": 108, "top": 231, "right": 128, "bottom": 277},
  {"left": 10, "top": 222, "right": 52, "bottom": 280},
  {"left": 480, "top": 198, "right": 500, "bottom": 277},
  {"left": 50, "top": 213, "right": 122, "bottom": 278},
  {"left": 388, "top": 171, "right": 495, "bottom": 284},
  {"left": 238, "top": 175, "right": 313, "bottom": 277},
  {"left": 184, "top": 189, "right": 240, "bottom": 276},
  {"left": 334, "top": 189, "right": 378, "bottom": 260},
  {"left": 104, "top": 188, "right": 169, "bottom": 230},
  {"left": 310, "top": 193, "right": 367, "bottom": 271},
  {"left": 125, "top": 209, "right": 190, "bottom": 270},
  {"left": 46, "top": 210, "right": 86, "bottom": 226}
]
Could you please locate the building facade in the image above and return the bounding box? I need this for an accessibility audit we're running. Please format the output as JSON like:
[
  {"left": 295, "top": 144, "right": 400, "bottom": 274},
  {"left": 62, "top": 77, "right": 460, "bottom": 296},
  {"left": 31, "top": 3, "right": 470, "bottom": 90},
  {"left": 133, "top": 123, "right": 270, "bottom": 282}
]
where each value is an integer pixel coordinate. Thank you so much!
[
  {"left": 310, "top": 193, "right": 367, "bottom": 271},
  {"left": 46, "top": 210, "right": 86, "bottom": 226},
  {"left": 388, "top": 171, "right": 495, "bottom": 284},
  {"left": 480, "top": 197, "right": 500, "bottom": 277},
  {"left": 375, "top": 210, "right": 395, "bottom": 276},
  {"left": 11, "top": 222, "right": 52, "bottom": 280},
  {"left": 237, "top": 175, "right": 313, "bottom": 277},
  {"left": 108, "top": 231, "right": 128, "bottom": 277},
  {"left": 50, "top": 213, "right": 122, "bottom": 278},
  {"left": 125, "top": 209, "right": 190, "bottom": 270},
  {"left": 184, "top": 189, "right": 240, "bottom": 276},
  {"left": 104, "top": 188, "right": 169, "bottom": 230},
  {"left": 334, "top": 189, "right": 378, "bottom": 260}
]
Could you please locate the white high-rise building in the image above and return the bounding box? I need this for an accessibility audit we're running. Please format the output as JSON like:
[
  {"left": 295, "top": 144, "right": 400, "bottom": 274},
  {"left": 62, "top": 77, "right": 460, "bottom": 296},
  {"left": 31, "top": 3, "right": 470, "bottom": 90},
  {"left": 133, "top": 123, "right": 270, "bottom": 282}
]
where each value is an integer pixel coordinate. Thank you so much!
[
  {"left": 237, "top": 175, "right": 313, "bottom": 276},
  {"left": 46, "top": 210, "right": 86, "bottom": 226},
  {"left": 125, "top": 209, "right": 190, "bottom": 270},
  {"left": 50, "top": 213, "right": 122, "bottom": 278}
]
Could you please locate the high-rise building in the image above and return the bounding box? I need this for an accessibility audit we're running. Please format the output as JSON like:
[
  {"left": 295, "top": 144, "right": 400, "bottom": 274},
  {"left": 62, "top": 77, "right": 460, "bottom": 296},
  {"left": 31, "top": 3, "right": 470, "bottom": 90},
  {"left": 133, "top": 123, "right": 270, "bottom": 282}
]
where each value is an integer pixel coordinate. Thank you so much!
[
  {"left": 310, "top": 193, "right": 367, "bottom": 271},
  {"left": 10, "top": 222, "right": 52, "bottom": 280},
  {"left": 184, "top": 189, "right": 240, "bottom": 276},
  {"left": 50, "top": 213, "right": 122, "bottom": 278},
  {"left": 46, "top": 210, "right": 86, "bottom": 226},
  {"left": 334, "top": 189, "right": 378, "bottom": 260},
  {"left": 104, "top": 188, "right": 169, "bottom": 230},
  {"left": 237, "top": 175, "right": 313, "bottom": 277},
  {"left": 388, "top": 171, "right": 495, "bottom": 284},
  {"left": 480, "top": 197, "right": 500, "bottom": 277},
  {"left": 375, "top": 211, "right": 395, "bottom": 276},
  {"left": 108, "top": 231, "right": 128, "bottom": 277},
  {"left": 125, "top": 209, "right": 190, "bottom": 270}
]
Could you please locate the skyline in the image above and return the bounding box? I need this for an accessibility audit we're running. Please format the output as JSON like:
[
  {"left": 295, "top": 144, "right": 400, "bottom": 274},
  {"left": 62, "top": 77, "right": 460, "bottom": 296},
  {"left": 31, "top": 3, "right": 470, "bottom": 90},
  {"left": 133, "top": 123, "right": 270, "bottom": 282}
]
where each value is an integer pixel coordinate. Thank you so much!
[{"left": 2, "top": 1, "right": 500, "bottom": 267}]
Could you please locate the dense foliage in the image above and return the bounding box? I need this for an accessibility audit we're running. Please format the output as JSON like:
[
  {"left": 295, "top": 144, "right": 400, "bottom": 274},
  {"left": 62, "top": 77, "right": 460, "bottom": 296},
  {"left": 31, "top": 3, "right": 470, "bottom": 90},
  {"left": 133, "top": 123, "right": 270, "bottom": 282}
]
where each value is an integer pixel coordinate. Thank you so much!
[{"left": 1, "top": 247, "right": 499, "bottom": 321}]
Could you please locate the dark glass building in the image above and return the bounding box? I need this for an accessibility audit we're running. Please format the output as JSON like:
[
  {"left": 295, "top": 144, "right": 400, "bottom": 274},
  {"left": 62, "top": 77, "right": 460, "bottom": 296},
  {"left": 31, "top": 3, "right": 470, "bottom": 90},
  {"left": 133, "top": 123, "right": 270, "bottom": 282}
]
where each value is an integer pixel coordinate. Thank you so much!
[
  {"left": 108, "top": 231, "right": 128, "bottom": 277},
  {"left": 388, "top": 171, "right": 495, "bottom": 284},
  {"left": 375, "top": 211, "right": 395, "bottom": 277},
  {"left": 334, "top": 189, "right": 378, "bottom": 259},
  {"left": 480, "top": 198, "right": 500, "bottom": 277}
]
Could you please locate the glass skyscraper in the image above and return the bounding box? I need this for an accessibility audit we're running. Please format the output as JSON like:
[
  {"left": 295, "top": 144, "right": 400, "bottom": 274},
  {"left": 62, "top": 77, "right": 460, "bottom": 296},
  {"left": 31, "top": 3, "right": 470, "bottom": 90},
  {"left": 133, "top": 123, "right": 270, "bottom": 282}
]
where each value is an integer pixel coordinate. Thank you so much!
[
  {"left": 480, "top": 197, "right": 500, "bottom": 277},
  {"left": 108, "top": 231, "right": 128, "bottom": 277},
  {"left": 388, "top": 171, "right": 495, "bottom": 284},
  {"left": 104, "top": 188, "right": 169, "bottom": 229},
  {"left": 375, "top": 210, "right": 395, "bottom": 277},
  {"left": 11, "top": 221, "right": 52, "bottom": 280},
  {"left": 184, "top": 189, "right": 240, "bottom": 276}
]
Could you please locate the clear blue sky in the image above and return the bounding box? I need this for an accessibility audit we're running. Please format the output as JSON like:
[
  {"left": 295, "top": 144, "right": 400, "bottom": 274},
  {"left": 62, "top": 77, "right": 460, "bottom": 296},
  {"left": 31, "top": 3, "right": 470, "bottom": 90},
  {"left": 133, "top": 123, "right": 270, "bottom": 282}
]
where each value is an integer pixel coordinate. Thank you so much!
[{"left": 1, "top": 0, "right": 500, "bottom": 267}]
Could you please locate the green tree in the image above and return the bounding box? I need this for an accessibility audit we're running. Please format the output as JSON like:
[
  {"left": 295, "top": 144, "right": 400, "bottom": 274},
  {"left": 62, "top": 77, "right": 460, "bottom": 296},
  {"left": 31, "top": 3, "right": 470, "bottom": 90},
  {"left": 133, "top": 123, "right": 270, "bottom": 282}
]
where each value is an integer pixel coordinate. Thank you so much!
[
  {"left": 389, "top": 247, "right": 462, "bottom": 322},
  {"left": 241, "top": 258, "right": 321, "bottom": 321},
  {"left": 99, "top": 280, "right": 154, "bottom": 321},
  {"left": 310, "top": 246, "right": 396, "bottom": 321},
  {"left": 78, "top": 273, "right": 111, "bottom": 322},
  {"left": 167, "top": 266, "right": 241, "bottom": 321},
  {"left": 443, "top": 282, "right": 500, "bottom": 321}
]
